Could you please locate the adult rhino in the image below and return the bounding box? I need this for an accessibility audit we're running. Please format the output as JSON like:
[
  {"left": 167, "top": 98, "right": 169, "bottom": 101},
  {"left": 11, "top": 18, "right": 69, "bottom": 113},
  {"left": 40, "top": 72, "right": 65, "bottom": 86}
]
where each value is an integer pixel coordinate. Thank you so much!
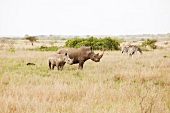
[{"left": 56, "top": 46, "right": 104, "bottom": 69}]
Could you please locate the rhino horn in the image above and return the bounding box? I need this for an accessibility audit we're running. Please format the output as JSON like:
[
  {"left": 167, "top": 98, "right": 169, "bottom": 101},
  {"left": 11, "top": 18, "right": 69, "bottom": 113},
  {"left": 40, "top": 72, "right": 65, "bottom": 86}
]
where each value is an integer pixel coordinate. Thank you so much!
[{"left": 98, "top": 49, "right": 105, "bottom": 59}]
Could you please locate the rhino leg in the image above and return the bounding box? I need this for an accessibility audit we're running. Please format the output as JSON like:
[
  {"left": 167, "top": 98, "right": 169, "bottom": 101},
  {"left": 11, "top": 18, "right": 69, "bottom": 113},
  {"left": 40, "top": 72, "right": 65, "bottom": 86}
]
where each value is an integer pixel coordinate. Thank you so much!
[
  {"left": 49, "top": 61, "right": 51, "bottom": 69},
  {"left": 59, "top": 63, "right": 65, "bottom": 71},
  {"left": 52, "top": 65, "right": 55, "bottom": 70},
  {"left": 59, "top": 66, "right": 63, "bottom": 71},
  {"left": 55, "top": 63, "right": 60, "bottom": 70},
  {"left": 78, "top": 61, "right": 84, "bottom": 70}
]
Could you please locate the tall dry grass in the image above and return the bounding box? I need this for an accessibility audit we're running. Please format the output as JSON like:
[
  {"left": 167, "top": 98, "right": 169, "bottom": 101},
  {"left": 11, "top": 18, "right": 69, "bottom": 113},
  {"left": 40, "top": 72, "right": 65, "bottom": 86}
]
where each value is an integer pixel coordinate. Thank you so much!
[{"left": 0, "top": 48, "right": 170, "bottom": 113}]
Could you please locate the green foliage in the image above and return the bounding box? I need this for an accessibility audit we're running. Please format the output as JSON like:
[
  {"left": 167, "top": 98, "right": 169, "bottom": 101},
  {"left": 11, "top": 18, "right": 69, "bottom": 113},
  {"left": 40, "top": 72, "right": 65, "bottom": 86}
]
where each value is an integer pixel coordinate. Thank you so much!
[
  {"left": 29, "top": 46, "right": 59, "bottom": 51},
  {"left": 65, "top": 37, "right": 84, "bottom": 48},
  {"left": 65, "top": 36, "right": 121, "bottom": 50},
  {"left": 150, "top": 44, "right": 157, "bottom": 49},
  {"left": 142, "top": 39, "right": 157, "bottom": 49},
  {"left": 8, "top": 48, "right": 15, "bottom": 52},
  {"left": 102, "top": 37, "right": 120, "bottom": 50}
]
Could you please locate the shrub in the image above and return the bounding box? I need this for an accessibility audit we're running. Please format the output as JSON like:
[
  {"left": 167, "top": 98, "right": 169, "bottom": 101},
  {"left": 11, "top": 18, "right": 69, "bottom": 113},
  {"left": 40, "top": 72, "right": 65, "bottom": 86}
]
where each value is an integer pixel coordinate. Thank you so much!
[
  {"left": 65, "top": 36, "right": 121, "bottom": 50},
  {"left": 65, "top": 37, "right": 84, "bottom": 48},
  {"left": 142, "top": 39, "right": 157, "bottom": 49},
  {"left": 28, "top": 46, "right": 59, "bottom": 51},
  {"left": 150, "top": 44, "right": 157, "bottom": 49},
  {"left": 8, "top": 48, "right": 15, "bottom": 52}
]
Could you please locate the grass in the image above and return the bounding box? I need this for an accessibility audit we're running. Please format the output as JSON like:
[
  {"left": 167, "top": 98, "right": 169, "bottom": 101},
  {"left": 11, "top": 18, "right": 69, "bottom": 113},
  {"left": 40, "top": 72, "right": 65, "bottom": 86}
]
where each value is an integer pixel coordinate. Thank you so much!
[{"left": 0, "top": 48, "right": 170, "bottom": 113}]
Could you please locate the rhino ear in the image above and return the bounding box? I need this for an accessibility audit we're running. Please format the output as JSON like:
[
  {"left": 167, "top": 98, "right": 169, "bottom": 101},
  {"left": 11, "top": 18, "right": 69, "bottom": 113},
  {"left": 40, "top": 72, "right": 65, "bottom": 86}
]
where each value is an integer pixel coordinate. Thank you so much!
[{"left": 90, "top": 46, "right": 93, "bottom": 51}]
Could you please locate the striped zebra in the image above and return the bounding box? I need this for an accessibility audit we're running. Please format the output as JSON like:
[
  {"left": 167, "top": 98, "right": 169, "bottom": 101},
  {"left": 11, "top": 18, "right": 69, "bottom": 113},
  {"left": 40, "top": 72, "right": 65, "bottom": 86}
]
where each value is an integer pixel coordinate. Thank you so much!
[{"left": 122, "top": 45, "right": 142, "bottom": 57}]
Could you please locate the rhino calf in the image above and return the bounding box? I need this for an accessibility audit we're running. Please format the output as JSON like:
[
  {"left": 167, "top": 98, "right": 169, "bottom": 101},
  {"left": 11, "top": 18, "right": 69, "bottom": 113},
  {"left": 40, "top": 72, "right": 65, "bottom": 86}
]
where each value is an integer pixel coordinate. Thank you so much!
[{"left": 48, "top": 53, "right": 73, "bottom": 70}]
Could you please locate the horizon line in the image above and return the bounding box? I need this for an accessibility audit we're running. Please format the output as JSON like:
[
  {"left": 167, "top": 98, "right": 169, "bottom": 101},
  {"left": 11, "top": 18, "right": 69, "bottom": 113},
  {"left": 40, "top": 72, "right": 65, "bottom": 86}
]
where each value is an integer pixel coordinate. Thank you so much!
[{"left": 0, "top": 32, "right": 170, "bottom": 37}]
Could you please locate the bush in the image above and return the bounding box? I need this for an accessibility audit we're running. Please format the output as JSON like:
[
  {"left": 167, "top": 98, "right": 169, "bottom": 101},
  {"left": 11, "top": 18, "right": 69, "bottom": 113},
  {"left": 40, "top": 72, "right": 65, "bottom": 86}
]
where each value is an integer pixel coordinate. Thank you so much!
[
  {"left": 65, "top": 37, "right": 121, "bottom": 50},
  {"left": 8, "top": 48, "right": 15, "bottom": 52},
  {"left": 142, "top": 39, "right": 157, "bottom": 49},
  {"left": 65, "top": 38, "right": 84, "bottom": 48},
  {"left": 150, "top": 44, "right": 157, "bottom": 49},
  {"left": 28, "top": 46, "right": 59, "bottom": 51}
]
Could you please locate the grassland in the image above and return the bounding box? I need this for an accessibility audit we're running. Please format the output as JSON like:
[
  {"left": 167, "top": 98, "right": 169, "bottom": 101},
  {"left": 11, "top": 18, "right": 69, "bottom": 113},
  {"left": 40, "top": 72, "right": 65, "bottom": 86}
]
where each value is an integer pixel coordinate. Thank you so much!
[{"left": 0, "top": 40, "right": 170, "bottom": 113}]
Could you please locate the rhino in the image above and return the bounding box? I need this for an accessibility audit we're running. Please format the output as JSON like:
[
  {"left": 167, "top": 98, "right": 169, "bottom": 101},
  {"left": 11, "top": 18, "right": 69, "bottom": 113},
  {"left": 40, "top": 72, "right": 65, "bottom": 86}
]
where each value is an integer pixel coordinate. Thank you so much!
[
  {"left": 48, "top": 53, "right": 74, "bottom": 70},
  {"left": 56, "top": 46, "right": 104, "bottom": 69}
]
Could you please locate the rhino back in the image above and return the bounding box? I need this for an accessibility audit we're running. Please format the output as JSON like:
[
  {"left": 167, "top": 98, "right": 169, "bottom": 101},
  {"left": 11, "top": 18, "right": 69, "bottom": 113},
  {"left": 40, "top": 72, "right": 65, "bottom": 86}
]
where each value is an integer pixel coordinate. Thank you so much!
[
  {"left": 57, "top": 47, "right": 92, "bottom": 63},
  {"left": 49, "top": 54, "right": 65, "bottom": 64},
  {"left": 57, "top": 48, "right": 78, "bottom": 62}
]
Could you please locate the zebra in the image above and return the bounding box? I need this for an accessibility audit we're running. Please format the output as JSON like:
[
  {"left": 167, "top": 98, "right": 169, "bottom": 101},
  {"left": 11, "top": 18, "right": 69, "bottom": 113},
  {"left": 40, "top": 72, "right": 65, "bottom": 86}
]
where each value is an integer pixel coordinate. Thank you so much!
[
  {"left": 121, "top": 46, "right": 129, "bottom": 55},
  {"left": 122, "top": 45, "right": 142, "bottom": 57}
]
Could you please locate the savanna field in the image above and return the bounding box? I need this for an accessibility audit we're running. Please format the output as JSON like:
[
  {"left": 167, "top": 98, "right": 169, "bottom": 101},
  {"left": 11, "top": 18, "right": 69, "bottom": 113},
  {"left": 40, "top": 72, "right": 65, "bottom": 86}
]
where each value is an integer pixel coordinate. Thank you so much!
[{"left": 0, "top": 39, "right": 170, "bottom": 113}]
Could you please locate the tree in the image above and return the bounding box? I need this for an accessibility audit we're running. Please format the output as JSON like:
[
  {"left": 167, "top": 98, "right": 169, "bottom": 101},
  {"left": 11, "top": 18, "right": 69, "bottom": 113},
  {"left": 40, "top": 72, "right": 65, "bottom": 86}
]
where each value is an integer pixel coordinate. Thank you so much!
[{"left": 25, "top": 36, "right": 38, "bottom": 46}]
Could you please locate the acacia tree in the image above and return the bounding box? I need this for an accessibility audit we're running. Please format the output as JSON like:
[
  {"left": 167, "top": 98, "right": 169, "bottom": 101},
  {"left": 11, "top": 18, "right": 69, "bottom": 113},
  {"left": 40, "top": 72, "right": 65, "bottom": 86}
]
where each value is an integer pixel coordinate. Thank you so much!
[{"left": 25, "top": 36, "right": 38, "bottom": 46}]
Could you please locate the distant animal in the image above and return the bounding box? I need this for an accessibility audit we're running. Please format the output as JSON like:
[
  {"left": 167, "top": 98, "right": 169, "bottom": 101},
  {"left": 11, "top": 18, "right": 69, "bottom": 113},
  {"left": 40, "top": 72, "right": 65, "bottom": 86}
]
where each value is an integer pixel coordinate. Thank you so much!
[
  {"left": 121, "top": 46, "right": 129, "bottom": 55},
  {"left": 48, "top": 53, "right": 74, "bottom": 70},
  {"left": 56, "top": 46, "right": 104, "bottom": 69},
  {"left": 122, "top": 45, "right": 142, "bottom": 57},
  {"left": 26, "top": 62, "right": 36, "bottom": 66}
]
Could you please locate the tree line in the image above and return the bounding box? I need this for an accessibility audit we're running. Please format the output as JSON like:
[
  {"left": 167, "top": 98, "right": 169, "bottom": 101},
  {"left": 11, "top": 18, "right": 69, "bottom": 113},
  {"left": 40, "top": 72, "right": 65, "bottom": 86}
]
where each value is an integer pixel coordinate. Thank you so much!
[{"left": 25, "top": 36, "right": 158, "bottom": 51}]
